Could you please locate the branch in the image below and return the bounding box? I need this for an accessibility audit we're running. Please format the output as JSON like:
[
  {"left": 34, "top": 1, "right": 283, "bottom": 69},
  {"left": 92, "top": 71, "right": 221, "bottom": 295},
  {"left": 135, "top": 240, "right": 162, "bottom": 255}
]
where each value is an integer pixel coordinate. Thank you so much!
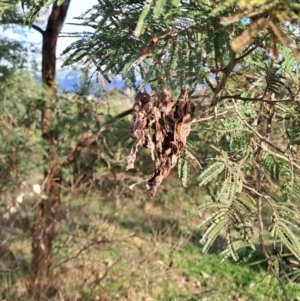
[
  {"left": 261, "top": 147, "right": 300, "bottom": 171},
  {"left": 232, "top": 99, "right": 300, "bottom": 170},
  {"left": 266, "top": 100, "right": 275, "bottom": 138},
  {"left": 253, "top": 166, "right": 291, "bottom": 301},
  {"left": 3, "top": 17, "right": 45, "bottom": 35},
  {"left": 204, "top": 74, "right": 215, "bottom": 91},
  {"left": 210, "top": 51, "right": 237, "bottom": 106},
  {"left": 192, "top": 111, "right": 228, "bottom": 124},
  {"left": 208, "top": 34, "right": 268, "bottom": 106},
  {"left": 31, "top": 24, "right": 45, "bottom": 36},
  {"left": 243, "top": 185, "right": 273, "bottom": 207},
  {"left": 236, "top": 33, "right": 268, "bottom": 61},
  {"left": 257, "top": 195, "right": 291, "bottom": 301},
  {"left": 220, "top": 94, "right": 299, "bottom": 103},
  {"left": 123, "top": 28, "right": 177, "bottom": 78},
  {"left": 220, "top": 94, "right": 264, "bottom": 102},
  {"left": 63, "top": 109, "right": 133, "bottom": 167},
  {"left": 232, "top": 99, "right": 284, "bottom": 153}
]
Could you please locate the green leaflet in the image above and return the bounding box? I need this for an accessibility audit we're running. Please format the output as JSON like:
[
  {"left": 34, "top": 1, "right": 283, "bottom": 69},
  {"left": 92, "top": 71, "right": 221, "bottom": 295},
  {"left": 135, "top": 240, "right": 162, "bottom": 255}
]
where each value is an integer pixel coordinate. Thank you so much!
[
  {"left": 197, "top": 150, "right": 257, "bottom": 256},
  {"left": 201, "top": 218, "right": 227, "bottom": 253},
  {"left": 264, "top": 64, "right": 285, "bottom": 94},
  {"left": 279, "top": 44, "right": 300, "bottom": 82},
  {"left": 60, "top": 0, "right": 233, "bottom": 86},
  {"left": 134, "top": 0, "right": 154, "bottom": 36},
  {"left": 278, "top": 221, "right": 300, "bottom": 259},
  {"left": 219, "top": 239, "right": 256, "bottom": 263},
  {"left": 198, "top": 209, "right": 227, "bottom": 229},
  {"left": 216, "top": 172, "right": 243, "bottom": 206},
  {"left": 178, "top": 155, "right": 190, "bottom": 187},
  {"left": 269, "top": 209, "right": 300, "bottom": 260},
  {"left": 172, "top": 0, "right": 180, "bottom": 7},
  {"left": 227, "top": 234, "right": 239, "bottom": 262},
  {"left": 153, "top": 0, "right": 166, "bottom": 16},
  {"left": 199, "top": 161, "right": 225, "bottom": 187},
  {"left": 197, "top": 201, "right": 227, "bottom": 211},
  {"left": 212, "top": 0, "right": 236, "bottom": 15},
  {"left": 56, "top": 0, "right": 66, "bottom": 5},
  {"left": 277, "top": 229, "right": 300, "bottom": 261},
  {"left": 270, "top": 256, "right": 280, "bottom": 278},
  {"left": 277, "top": 203, "right": 300, "bottom": 222},
  {"left": 234, "top": 194, "right": 257, "bottom": 217}
]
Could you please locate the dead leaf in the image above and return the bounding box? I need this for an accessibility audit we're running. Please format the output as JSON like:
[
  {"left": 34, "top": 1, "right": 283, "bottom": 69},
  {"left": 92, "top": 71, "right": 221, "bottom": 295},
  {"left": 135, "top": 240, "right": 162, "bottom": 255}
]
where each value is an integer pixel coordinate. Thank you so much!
[{"left": 127, "top": 89, "right": 195, "bottom": 196}]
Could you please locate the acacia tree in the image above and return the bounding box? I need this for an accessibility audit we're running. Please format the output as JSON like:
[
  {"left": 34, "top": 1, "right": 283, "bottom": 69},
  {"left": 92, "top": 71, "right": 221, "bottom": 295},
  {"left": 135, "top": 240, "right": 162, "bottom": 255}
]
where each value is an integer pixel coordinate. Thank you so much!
[
  {"left": 1, "top": 0, "right": 71, "bottom": 297},
  {"left": 1, "top": 0, "right": 300, "bottom": 300},
  {"left": 1, "top": 2, "right": 133, "bottom": 298},
  {"left": 28, "top": 2, "right": 71, "bottom": 297},
  {"left": 61, "top": 1, "right": 299, "bottom": 299}
]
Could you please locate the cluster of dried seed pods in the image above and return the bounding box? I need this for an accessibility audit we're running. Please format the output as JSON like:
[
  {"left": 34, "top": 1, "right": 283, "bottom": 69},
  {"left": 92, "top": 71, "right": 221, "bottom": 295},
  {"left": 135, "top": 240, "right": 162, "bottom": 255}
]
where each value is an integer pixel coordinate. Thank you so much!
[{"left": 127, "top": 87, "right": 195, "bottom": 197}]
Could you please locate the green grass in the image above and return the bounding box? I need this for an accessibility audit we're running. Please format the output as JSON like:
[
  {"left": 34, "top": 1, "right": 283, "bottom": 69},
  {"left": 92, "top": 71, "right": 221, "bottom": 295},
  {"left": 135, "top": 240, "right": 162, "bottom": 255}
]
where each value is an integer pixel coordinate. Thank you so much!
[
  {"left": 47, "top": 183, "right": 300, "bottom": 301},
  {"left": 1, "top": 172, "right": 300, "bottom": 301},
  {"left": 1, "top": 111, "right": 300, "bottom": 301},
  {"left": 175, "top": 245, "right": 300, "bottom": 301}
]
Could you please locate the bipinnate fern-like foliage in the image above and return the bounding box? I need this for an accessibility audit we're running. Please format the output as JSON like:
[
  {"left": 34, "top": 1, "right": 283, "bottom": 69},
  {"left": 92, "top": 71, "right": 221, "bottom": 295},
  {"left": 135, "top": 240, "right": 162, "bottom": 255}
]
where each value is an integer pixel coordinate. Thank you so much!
[
  {"left": 197, "top": 150, "right": 256, "bottom": 259},
  {"left": 181, "top": 43, "right": 300, "bottom": 279},
  {"left": 56, "top": 0, "right": 300, "bottom": 295},
  {"left": 178, "top": 153, "right": 190, "bottom": 188},
  {"left": 269, "top": 205, "right": 300, "bottom": 260},
  {"left": 61, "top": 0, "right": 234, "bottom": 88},
  {"left": 1, "top": 0, "right": 300, "bottom": 299},
  {"left": 197, "top": 148, "right": 300, "bottom": 268}
]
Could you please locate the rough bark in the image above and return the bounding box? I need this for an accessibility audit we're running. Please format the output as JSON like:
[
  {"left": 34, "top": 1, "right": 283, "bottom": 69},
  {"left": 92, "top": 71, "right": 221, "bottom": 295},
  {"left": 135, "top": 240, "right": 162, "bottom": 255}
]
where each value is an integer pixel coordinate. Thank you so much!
[{"left": 29, "top": 1, "right": 70, "bottom": 299}]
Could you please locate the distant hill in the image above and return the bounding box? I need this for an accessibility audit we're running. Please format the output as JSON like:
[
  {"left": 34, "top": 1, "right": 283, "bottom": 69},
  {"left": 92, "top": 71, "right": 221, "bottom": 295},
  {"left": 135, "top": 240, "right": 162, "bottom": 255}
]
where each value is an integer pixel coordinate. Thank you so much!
[{"left": 55, "top": 70, "right": 151, "bottom": 94}]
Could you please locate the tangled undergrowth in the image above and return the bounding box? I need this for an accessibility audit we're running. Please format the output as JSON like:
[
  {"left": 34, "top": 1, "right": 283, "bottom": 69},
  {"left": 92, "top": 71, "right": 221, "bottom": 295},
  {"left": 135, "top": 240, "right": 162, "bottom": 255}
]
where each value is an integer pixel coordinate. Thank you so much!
[{"left": 127, "top": 88, "right": 195, "bottom": 197}]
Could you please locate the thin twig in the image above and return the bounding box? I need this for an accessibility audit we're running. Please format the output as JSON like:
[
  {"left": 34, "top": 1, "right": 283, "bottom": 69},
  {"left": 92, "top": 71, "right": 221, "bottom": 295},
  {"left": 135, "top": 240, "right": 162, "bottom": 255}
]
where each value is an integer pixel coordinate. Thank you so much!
[
  {"left": 243, "top": 185, "right": 269, "bottom": 199},
  {"left": 220, "top": 94, "right": 298, "bottom": 103},
  {"left": 7, "top": 20, "right": 45, "bottom": 36},
  {"left": 63, "top": 108, "right": 132, "bottom": 167},
  {"left": 256, "top": 172, "right": 290, "bottom": 301},
  {"left": 262, "top": 147, "right": 300, "bottom": 171},
  {"left": 236, "top": 33, "right": 268, "bottom": 61},
  {"left": 31, "top": 24, "right": 45, "bottom": 36},
  {"left": 220, "top": 94, "right": 264, "bottom": 101},
  {"left": 192, "top": 111, "right": 228, "bottom": 124},
  {"left": 211, "top": 51, "right": 237, "bottom": 106},
  {"left": 232, "top": 100, "right": 284, "bottom": 152},
  {"left": 232, "top": 99, "right": 300, "bottom": 170}
]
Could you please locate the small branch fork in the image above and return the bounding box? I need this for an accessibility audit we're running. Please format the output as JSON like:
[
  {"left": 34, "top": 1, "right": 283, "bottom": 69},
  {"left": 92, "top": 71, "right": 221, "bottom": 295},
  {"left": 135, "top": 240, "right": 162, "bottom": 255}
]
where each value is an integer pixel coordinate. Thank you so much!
[{"left": 208, "top": 34, "right": 268, "bottom": 106}]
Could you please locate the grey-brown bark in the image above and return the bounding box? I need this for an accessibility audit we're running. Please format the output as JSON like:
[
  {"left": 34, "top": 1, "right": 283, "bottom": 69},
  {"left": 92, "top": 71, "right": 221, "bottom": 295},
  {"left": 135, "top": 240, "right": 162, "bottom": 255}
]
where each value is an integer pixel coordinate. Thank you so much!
[{"left": 29, "top": 1, "right": 70, "bottom": 298}]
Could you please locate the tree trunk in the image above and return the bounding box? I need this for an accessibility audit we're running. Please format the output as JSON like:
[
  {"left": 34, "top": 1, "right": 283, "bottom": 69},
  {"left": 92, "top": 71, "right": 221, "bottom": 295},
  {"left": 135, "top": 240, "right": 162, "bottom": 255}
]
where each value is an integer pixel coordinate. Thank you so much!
[{"left": 29, "top": 1, "right": 70, "bottom": 299}]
